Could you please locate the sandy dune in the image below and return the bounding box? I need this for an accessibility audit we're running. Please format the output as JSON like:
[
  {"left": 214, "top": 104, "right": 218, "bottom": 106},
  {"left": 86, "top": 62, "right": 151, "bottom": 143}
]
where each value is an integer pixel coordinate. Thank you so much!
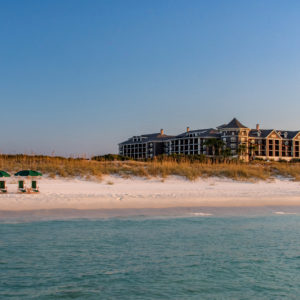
[{"left": 0, "top": 176, "right": 300, "bottom": 211}]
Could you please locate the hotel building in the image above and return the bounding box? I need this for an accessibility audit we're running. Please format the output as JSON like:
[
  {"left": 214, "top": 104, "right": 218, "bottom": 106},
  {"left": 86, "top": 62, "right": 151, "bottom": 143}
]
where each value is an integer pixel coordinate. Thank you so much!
[{"left": 119, "top": 118, "right": 300, "bottom": 161}]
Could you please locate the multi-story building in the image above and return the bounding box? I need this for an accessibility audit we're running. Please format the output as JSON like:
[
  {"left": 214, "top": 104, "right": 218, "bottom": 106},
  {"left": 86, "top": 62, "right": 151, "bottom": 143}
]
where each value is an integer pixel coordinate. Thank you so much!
[
  {"left": 119, "top": 129, "right": 173, "bottom": 160},
  {"left": 119, "top": 118, "right": 300, "bottom": 161},
  {"left": 166, "top": 128, "right": 220, "bottom": 156}
]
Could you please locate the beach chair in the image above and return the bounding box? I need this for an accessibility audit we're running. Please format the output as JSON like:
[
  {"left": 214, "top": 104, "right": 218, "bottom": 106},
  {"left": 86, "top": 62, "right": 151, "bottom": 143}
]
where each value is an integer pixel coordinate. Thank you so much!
[
  {"left": 18, "top": 180, "right": 27, "bottom": 193},
  {"left": 0, "top": 180, "right": 7, "bottom": 193},
  {"left": 31, "top": 180, "right": 39, "bottom": 193}
]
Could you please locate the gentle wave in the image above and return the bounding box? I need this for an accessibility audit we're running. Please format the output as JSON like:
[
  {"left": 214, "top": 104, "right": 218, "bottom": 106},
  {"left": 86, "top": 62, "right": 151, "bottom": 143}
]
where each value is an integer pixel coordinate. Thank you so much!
[
  {"left": 189, "top": 212, "right": 213, "bottom": 216},
  {"left": 273, "top": 212, "right": 297, "bottom": 215},
  {"left": 2, "top": 216, "right": 300, "bottom": 298}
]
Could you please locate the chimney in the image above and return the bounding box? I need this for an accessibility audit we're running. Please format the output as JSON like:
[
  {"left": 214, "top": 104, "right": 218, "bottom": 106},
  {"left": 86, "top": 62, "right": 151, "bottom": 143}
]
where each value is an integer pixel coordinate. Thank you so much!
[
  {"left": 160, "top": 129, "right": 164, "bottom": 135},
  {"left": 256, "top": 124, "right": 260, "bottom": 131},
  {"left": 187, "top": 127, "right": 190, "bottom": 132}
]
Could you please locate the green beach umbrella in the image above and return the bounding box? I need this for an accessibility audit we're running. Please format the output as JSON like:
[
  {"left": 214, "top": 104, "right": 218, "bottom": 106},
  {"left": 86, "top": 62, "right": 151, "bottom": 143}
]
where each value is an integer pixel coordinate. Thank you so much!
[
  {"left": 0, "top": 170, "right": 11, "bottom": 177},
  {"left": 14, "top": 170, "right": 42, "bottom": 177}
]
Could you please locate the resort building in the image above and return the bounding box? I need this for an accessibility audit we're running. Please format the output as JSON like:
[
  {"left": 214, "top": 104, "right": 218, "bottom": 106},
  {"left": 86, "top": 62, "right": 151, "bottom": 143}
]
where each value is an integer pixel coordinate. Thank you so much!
[
  {"left": 119, "top": 118, "right": 300, "bottom": 161},
  {"left": 119, "top": 129, "right": 174, "bottom": 160}
]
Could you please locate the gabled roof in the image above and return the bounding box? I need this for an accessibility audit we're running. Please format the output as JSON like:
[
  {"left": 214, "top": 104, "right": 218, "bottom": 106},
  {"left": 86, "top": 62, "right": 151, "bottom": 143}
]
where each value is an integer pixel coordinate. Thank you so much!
[
  {"left": 219, "top": 118, "right": 248, "bottom": 129},
  {"left": 249, "top": 129, "right": 274, "bottom": 138},
  {"left": 278, "top": 131, "right": 300, "bottom": 139},
  {"left": 119, "top": 132, "right": 173, "bottom": 145}
]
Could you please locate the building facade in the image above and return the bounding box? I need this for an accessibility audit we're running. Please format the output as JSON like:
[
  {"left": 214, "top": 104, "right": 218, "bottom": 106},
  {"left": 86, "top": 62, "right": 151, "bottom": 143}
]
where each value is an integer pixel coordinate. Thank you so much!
[
  {"left": 119, "top": 118, "right": 300, "bottom": 161},
  {"left": 119, "top": 129, "right": 173, "bottom": 160}
]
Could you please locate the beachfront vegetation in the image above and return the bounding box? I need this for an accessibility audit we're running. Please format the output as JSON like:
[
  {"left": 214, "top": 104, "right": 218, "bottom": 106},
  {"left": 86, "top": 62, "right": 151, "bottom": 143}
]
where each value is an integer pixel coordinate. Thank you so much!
[{"left": 1, "top": 154, "right": 300, "bottom": 181}]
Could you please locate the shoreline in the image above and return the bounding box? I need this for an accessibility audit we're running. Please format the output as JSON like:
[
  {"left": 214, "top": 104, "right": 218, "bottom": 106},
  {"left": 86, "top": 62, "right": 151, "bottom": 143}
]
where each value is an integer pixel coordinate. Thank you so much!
[
  {"left": 1, "top": 206, "right": 300, "bottom": 221},
  {"left": 0, "top": 176, "right": 300, "bottom": 211}
]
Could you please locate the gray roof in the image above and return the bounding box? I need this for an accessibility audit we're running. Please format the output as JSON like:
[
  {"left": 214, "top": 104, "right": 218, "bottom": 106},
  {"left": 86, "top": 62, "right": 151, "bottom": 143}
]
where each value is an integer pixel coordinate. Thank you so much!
[
  {"left": 216, "top": 124, "right": 227, "bottom": 129},
  {"left": 219, "top": 118, "right": 248, "bottom": 129},
  {"left": 249, "top": 129, "right": 300, "bottom": 139},
  {"left": 175, "top": 128, "right": 221, "bottom": 139},
  {"left": 249, "top": 129, "right": 274, "bottom": 138},
  {"left": 119, "top": 132, "right": 173, "bottom": 145},
  {"left": 278, "top": 130, "right": 300, "bottom": 139}
]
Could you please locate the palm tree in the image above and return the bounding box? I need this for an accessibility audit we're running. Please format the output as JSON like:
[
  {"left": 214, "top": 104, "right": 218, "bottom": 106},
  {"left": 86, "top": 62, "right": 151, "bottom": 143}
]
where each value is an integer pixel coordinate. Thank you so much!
[
  {"left": 203, "top": 139, "right": 226, "bottom": 163},
  {"left": 215, "top": 139, "right": 225, "bottom": 156},
  {"left": 248, "top": 144, "right": 258, "bottom": 160},
  {"left": 238, "top": 144, "right": 247, "bottom": 157},
  {"left": 221, "top": 147, "right": 232, "bottom": 159},
  {"left": 204, "top": 139, "right": 217, "bottom": 156}
]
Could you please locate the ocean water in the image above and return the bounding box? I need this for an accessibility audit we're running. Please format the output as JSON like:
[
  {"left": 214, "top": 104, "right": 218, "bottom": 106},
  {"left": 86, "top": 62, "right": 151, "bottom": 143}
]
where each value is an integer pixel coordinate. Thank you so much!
[{"left": 1, "top": 208, "right": 300, "bottom": 299}]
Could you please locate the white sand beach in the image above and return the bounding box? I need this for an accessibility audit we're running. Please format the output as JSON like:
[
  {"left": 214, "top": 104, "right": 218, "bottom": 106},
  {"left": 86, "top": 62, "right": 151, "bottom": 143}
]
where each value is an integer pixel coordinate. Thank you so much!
[{"left": 1, "top": 176, "right": 300, "bottom": 211}]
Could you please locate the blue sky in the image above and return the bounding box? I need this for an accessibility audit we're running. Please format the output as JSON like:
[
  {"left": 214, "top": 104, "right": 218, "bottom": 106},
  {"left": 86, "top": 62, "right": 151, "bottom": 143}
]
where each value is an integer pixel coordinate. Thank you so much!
[{"left": 1, "top": 0, "right": 300, "bottom": 156}]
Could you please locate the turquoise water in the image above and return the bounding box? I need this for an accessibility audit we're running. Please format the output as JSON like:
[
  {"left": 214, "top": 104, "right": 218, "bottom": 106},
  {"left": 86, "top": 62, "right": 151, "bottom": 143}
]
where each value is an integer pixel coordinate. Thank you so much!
[{"left": 1, "top": 209, "right": 300, "bottom": 299}]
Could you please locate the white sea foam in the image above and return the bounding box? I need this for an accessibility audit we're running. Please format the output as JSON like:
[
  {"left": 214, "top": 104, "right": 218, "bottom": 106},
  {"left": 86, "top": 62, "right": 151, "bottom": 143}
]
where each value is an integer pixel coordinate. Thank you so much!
[
  {"left": 190, "top": 212, "right": 213, "bottom": 216},
  {"left": 274, "top": 212, "right": 297, "bottom": 215}
]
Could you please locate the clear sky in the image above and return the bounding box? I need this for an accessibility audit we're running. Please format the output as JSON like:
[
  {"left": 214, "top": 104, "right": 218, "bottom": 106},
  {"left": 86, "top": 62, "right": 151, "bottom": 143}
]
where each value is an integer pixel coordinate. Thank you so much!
[{"left": 1, "top": 0, "right": 300, "bottom": 156}]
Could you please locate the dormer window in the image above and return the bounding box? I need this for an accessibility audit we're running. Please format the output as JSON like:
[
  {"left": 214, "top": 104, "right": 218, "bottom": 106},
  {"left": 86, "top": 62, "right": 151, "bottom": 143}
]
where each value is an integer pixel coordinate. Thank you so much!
[
  {"left": 284, "top": 132, "right": 288, "bottom": 139},
  {"left": 257, "top": 132, "right": 261, "bottom": 137}
]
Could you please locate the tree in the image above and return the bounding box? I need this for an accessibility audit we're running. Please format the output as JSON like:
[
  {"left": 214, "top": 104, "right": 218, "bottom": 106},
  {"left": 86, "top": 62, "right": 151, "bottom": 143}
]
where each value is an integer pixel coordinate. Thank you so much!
[
  {"left": 203, "top": 139, "right": 217, "bottom": 156},
  {"left": 204, "top": 138, "right": 226, "bottom": 157},
  {"left": 214, "top": 139, "right": 226, "bottom": 156},
  {"left": 238, "top": 144, "right": 247, "bottom": 156},
  {"left": 221, "top": 148, "right": 232, "bottom": 159},
  {"left": 248, "top": 144, "right": 258, "bottom": 160}
]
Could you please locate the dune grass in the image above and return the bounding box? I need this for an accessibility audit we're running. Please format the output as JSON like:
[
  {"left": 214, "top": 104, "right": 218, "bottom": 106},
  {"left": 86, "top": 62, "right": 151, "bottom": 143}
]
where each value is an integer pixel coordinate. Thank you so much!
[{"left": 0, "top": 154, "right": 300, "bottom": 181}]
